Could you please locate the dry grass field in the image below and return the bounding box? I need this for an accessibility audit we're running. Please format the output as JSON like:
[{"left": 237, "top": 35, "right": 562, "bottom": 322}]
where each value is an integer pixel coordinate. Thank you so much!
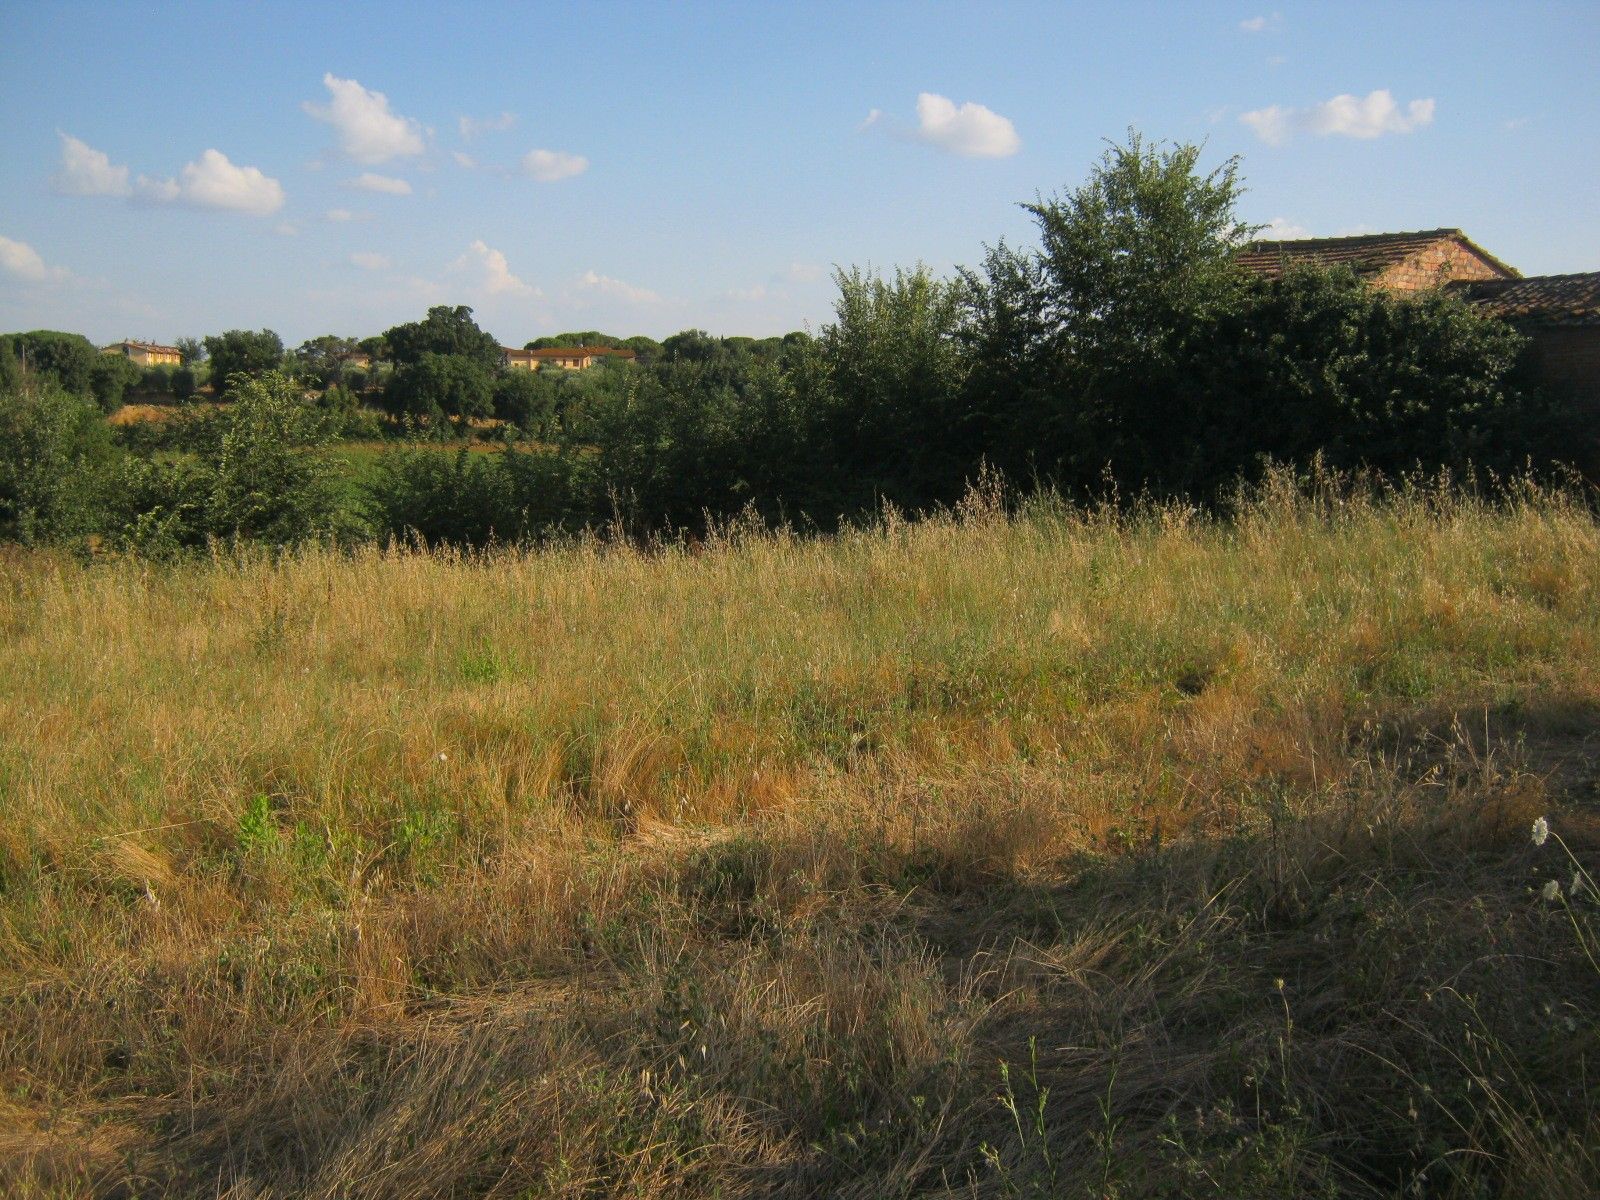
[{"left": 2, "top": 477, "right": 1599, "bottom": 1197}]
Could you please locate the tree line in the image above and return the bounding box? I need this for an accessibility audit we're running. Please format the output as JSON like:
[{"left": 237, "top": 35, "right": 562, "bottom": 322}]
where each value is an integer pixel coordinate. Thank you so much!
[{"left": 1, "top": 133, "right": 1577, "bottom": 552}]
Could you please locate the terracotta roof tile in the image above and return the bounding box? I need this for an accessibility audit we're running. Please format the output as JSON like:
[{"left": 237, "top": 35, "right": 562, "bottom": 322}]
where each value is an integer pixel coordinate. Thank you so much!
[
  {"left": 1449, "top": 272, "right": 1600, "bottom": 327},
  {"left": 1235, "top": 228, "right": 1519, "bottom": 280}
]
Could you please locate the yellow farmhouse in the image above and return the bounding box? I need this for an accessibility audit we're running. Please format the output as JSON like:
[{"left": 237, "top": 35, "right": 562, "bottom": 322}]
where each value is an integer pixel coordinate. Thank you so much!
[
  {"left": 104, "top": 340, "right": 182, "bottom": 367},
  {"left": 500, "top": 345, "right": 637, "bottom": 371}
]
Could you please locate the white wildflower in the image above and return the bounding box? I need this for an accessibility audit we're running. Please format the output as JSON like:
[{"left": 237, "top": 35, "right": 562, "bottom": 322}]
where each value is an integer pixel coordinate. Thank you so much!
[
  {"left": 437, "top": 752, "right": 448, "bottom": 762},
  {"left": 1541, "top": 879, "right": 1562, "bottom": 902},
  {"left": 1531, "top": 816, "right": 1549, "bottom": 846}
]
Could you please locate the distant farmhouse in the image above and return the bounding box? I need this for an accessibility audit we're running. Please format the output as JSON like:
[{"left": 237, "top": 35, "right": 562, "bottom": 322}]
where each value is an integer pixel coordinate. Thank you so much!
[
  {"left": 1238, "top": 229, "right": 1600, "bottom": 456},
  {"left": 501, "top": 345, "right": 637, "bottom": 371},
  {"left": 103, "top": 340, "right": 181, "bottom": 367}
]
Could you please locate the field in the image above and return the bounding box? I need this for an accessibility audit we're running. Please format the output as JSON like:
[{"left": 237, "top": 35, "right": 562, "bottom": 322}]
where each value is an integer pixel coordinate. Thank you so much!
[{"left": 2, "top": 479, "right": 1598, "bottom": 1197}]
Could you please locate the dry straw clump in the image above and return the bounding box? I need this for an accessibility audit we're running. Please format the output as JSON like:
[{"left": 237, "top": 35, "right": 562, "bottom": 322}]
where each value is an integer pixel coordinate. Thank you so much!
[{"left": 1, "top": 478, "right": 1599, "bottom": 1197}]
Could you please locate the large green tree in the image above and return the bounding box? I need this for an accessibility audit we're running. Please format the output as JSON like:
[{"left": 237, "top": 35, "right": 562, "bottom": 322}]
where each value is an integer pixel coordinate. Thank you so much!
[
  {"left": 383, "top": 352, "right": 494, "bottom": 422},
  {"left": 960, "top": 132, "right": 1255, "bottom": 487},
  {"left": 203, "top": 329, "right": 285, "bottom": 394},
  {"left": 384, "top": 306, "right": 500, "bottom": 371}
]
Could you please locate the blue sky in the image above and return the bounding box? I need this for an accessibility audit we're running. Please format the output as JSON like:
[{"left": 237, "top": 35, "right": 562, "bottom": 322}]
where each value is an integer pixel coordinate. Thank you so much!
[{"left": 2, "top": 1, "right": 1596, "bottom": 348}]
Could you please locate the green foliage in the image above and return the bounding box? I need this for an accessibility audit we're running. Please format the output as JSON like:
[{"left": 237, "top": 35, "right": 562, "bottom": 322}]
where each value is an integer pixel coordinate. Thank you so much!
[
  {"left": 293, "top": 334, "right": 362, "bottom": 387},
  {"left": 820, "top": 265, "right": 970, "bottom": 510},
  {"left": 491, "top": 368, "right": 558, "bottom": 435},
  {"left": 1170, "top": 266, "right": 1552, "bottom": 490},
  {"left": 367, "top": 445, "right": 580, "bottom": 545},
  {"left": 383, "top": 352, "right": 494, "bottom": 422},
  {"left": 171, "top": 365, "right": 198, "bottom": 401},
  {"left": 88, "top": 353, "right": 141, "bottom": 414},
  {"left": 0, "top": 381, "right": 114, "bottom": 543},
  {"left": 173, "top": 336, "right": 206, "bottom": 366},
  {"left": 384, "top": 305, "right": 500, "bottom": 370},
  {"left": 203, "top": 329, "right": 284, "bottom": 395},
  {"left": 139, "top": 364, "right": 174, "bottom": 396},
  {"left": 106, "top": 370, "right": 345, "bottom": 551},
  {"left": 1, "top": 330, "right": 100, "bottom": 395}
]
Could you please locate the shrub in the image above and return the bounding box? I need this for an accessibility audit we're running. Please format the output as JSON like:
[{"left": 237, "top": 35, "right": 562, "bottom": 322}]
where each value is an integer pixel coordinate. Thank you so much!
[
  {"left": 0, "top": 381, "right": 114, "bottom": 543},
  {"left": 368, "top": 445, "right": 579, "bottom": 546},
  {"left": 105, "top": 371, "right": 345, "bottom": 549}
]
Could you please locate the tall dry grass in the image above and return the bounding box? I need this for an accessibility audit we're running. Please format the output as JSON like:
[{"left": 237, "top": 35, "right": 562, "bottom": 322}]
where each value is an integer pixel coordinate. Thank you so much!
[{"left": 1, "top": 478, "right": 1598, "bottom": 1196}]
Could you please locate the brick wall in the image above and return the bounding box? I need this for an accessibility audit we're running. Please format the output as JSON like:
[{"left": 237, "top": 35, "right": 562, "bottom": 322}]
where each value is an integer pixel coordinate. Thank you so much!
[{"left": 1375, "top": 240, "right": 1510, "bottom": 293}]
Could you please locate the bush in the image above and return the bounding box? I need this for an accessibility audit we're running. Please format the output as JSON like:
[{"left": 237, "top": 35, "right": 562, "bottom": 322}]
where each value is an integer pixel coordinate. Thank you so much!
[
  {"left": 89, "top": 353, "right": 141, "bottom": 414},
  {"left": 203, "top": 329, "right": 284, "bottom": 396},
  {"left": 0, "top": 382, "right": 114, "bottom": 543},
  {"left": 172, "top": 366, "right": 197, "bottom": 401},
  {"left": 383, "top": 353, "right": 494, "bottom": 423},
  {"left": 1170, "top": 266, "right": 1553, "bottom": 491},
  {"left": 106, "top": 371, "right": 346, "bottom": 550},
  {"left": 368, "top": 446, "right": 580, "bottom": 546},
  {"left": 491, "top": 369, "right": 557, "bottom": 436}
]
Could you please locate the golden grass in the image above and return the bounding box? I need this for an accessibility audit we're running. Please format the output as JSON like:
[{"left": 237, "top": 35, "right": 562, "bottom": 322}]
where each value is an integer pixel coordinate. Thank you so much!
[{"left": 1, "top": 480, "right": 1598, "bottom": 1196}]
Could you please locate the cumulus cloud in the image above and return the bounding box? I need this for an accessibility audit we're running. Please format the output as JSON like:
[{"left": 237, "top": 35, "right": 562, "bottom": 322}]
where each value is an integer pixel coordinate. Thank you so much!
[
  {"left": 302, "top": 74, "right": 425, "bottom": 164},
  {"left": 346, "top": 171, "right": 412, "bottom": 195},
  {"left": 324, "top": 208, "right": 371, "bottom": 223},
  {"left": 522, "top": 148, "right": 589, "bottom": 182},
  {"left": 55, "top": 135, "right": 283, "bottom": 215},
  {"left": 1241, "top": 89, "right": 1435, "bottom": 145},
  {"left": 458, "top": 111, "right": 516, "bottom": 140},
  {"left": 858, "top": 108, "right": 883, "bottom": 131},
  {"left": 452, "top": 150, "right": 477, "bottom": 169},
  {"left": 1239, "top": 13, "right": 1281, "bottom": 33},
  {"left": 52, "top": 133, "right": 131, "bottom": 196},
  {"left": 163, "top": 149, "right": 286, "bottom": 214},
  {"left": 577, "top": 270, "right": 659, "bottom": 304},
  {"left": 1259, "top": 217, "right": 1312, "bottom": 239},
  {"left": 913, "top": 92, "right": 1020, "bottom": 158},
  {"left": 350, "top": 251, "right": 391, "bottom": 271},
  {"left": 0, "top": 234, "right": 70, "bottom": 284},
  {"left": 451, "top": 240, "right": 534, "bottom": 296}
]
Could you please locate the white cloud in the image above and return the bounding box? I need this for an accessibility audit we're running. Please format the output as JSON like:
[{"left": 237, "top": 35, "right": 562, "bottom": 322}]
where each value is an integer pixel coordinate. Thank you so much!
[
  {"left": 858, "top": 108, "right": 882, "bottom": 131},
  {"left": 346, "top": 171, "right": 412, "bottom": 195},
  {"left": 57, "top": 136, "right": 284, "bottom": 216},
  {"left": 452, "top": 150, "right": 477, "bottom": 169},
  {"left": 275, "top": 222, "right": 299, "bottom": 237},
  {"left": 451, "top": 240, "right": 534, "bottom": 296},
  {"left": 1259, "top": 217, "right": 1312, "bottom": 239},
  {"left": 324, "top": 208, "right": 370, "bottom": 223},
  {"left": 0, "top": 234, "right": 69, "bottom": 284},
  {"left": 913, "top": 92, "right": 1020, "bottom": 158},
  {"left": 1240, "top": 12, "right": 1282, "bottom": 33},
  {"left": 577, "top": 270, "right": 659, "bottom": 304},
  {"left": 1241, "top": 89, "right": 1435, "bottom": 145},
  {"left": 163, "top": 149, "right": 285, "bottom": 214},
  {"left": 522, "top": 148, "right": 589, "bottom": 182},
  {"left": 1502, "top": 116, "right": 1529, "bottom": 131},
  {"left": 302, "top": 73, "right": 425, "bottom": 164},
  {"left": 350, "top": 251, "right": 391, "bottom": 271},
  {"left": 787, "top": 261, "right": 826, "bottom": 283},
  {"left": 52, "top": 133, "right": 131, "bottom": 196},
  {"left": 458, "top": 111, "right": 516, "bottom": 140}
]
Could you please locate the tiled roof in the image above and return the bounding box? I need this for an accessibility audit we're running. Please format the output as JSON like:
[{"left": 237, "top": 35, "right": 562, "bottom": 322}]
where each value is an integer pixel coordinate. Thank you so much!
[
  {"left": 1235, "top": 228, "right": 1519, "bottom": 280},
  {"left": 525, "top": 345, "right": 636, "bottom": 359},
  {"left": 1449, "top": 272, "right": 1600, "bottom": 327},
  {"left": 108, "top": 340, "right": 181, "bottom": 354}
]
